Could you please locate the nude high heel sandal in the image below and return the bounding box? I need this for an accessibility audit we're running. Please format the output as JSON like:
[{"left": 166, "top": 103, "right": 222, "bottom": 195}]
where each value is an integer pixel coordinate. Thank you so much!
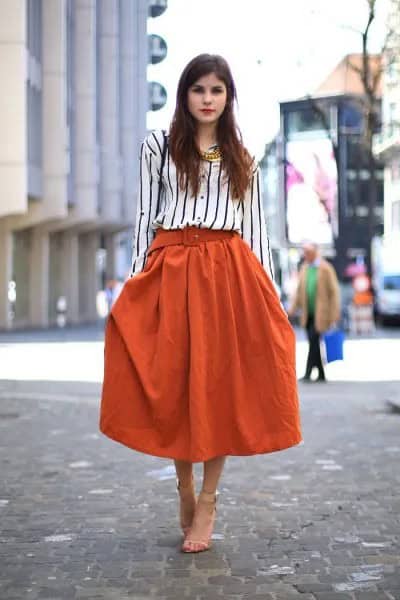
[
  {"left": 181, "top": 490, "right": 217, "bottom": 553},
  {"left": 176, "top": 477, "right": 196, "bottom": 537}
]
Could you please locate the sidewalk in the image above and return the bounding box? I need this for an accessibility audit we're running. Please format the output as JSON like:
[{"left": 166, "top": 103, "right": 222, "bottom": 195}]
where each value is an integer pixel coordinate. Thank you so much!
[
  {"left": 0, "top": 322, "right": 106, "bottom": 344},
  {"left": 2, "top": 328, "right": 400, "bottom": 384},
  {"left": 1, "top": 377, "right": 399, "bottom": 599}
]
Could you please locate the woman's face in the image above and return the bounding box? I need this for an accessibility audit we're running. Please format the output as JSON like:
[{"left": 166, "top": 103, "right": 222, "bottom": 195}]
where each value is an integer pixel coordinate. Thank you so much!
[{"left": 187, "top": 72, "right": 227, "bottom": 127}]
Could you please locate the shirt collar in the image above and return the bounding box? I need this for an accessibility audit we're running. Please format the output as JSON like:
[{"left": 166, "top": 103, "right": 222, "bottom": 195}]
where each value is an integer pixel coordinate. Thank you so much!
[{"left": 309, "top": 258, "right": 321, "bottom": 267}]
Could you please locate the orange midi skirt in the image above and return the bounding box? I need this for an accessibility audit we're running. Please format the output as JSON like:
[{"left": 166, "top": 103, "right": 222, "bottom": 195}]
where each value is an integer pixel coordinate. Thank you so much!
[{"left": 100, "top": 227, "right": 302, "bottom": 462}]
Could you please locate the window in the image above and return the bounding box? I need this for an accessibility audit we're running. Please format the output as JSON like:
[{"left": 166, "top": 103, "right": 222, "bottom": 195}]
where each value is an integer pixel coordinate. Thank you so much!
[
  {"left": 27, "top": 0, "right": 42, "bottom": 61},
  {"left": 384, "top": 275, "right": 400, "bottom": 290},
  {"left": 26, "top": 0, "right": 43, "bottom": 196},
  {"left": 287, "top": 107, "right": 331, "bottom": 138},
  {"left": 66, "top": 0, "right": 75, "bottom": 206},
  {"left": 339, "top": 102, "right": 362, "bottom": 131}
]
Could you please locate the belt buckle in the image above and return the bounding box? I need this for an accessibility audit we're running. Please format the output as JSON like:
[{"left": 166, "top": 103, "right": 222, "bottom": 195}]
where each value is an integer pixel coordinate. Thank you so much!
[{"left": 183, "top": 227, "right": 200, "bottom": 246}]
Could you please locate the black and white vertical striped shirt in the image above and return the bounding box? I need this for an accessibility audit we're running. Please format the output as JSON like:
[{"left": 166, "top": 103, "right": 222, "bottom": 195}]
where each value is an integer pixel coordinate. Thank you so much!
[{"left": 131, "top": 129, "right": 274, "bottom": 280}]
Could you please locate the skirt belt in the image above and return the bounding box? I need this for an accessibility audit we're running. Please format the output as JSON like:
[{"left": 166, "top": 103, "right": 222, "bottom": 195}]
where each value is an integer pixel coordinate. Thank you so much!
[{"left": 149, "top": 226, "right": 238, "bottom": 252}]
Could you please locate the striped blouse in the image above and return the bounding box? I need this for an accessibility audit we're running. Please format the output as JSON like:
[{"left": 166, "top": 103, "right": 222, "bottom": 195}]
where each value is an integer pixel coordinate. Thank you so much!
[{"left": 130, "top": 129, "right": 274, "bottom": 280}]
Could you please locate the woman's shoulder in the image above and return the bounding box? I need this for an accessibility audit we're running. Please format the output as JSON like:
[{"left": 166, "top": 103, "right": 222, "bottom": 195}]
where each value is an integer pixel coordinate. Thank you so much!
[
  {"left": 143, "top": 129, "right": 168, "bottom": 158},
  {"left": 320, "top": 259, "right": 338, "bottom": 277}
]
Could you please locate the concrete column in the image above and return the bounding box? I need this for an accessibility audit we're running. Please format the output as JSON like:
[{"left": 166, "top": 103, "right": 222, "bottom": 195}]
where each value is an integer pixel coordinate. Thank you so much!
[
  {"left": 120, "top": 0, "right": 136, "bottom": 224},
  {"left": 73, "top": 0, "right": 98, "bottom": 219},
  {"left": 104, "top": 233, "right": 118, "bottom": 280},
  {"left": 98, "top": 0, "right": 122, "bottom": 222},
  {"left": 0, "top": 0, "right": 27, "bottom": 218},
  {"left": 0, "top": 227, "right": 13, "bottom": 329},
  {"left": 117, "top": 0, "right": 147, "bottom": 278},
  {"left": 29, "top": 229, "right": 50, "bottom": 327},
  {"left": 63, "top": 232, "right": 80, "bottom": 324},
  {"left": 134, "top": 0, "right": 148, "bottom": 149},
  {"left": 13, "top": 229, "right": 30, "bottom": 326},
  {"left": 78, "top": 231, "right": 99, "bottom": 322},
  {"left": 41, "top": 0, "right": 68, "bottom": 220}
]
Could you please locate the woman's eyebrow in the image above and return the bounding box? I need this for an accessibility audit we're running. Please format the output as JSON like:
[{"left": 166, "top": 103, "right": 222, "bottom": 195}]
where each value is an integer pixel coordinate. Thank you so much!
[{"left": 191, "top": 84, "right": 224, "bottom": 90}]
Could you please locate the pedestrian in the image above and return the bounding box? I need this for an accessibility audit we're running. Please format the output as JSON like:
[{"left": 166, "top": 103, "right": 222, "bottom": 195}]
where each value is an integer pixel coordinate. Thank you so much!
[
  {"left": 100, "top": 54, "right": 302, "bottom": 553},
  {"left": 288, "top": 242, "right": 341, "bottom": 382}
]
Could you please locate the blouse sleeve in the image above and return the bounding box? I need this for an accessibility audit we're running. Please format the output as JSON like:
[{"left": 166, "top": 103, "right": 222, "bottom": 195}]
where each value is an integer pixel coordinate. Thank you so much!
[
  {"left": 130, "top": 130, "right": 165, "bottom": 277},
  {"left": 241, "top": 164, "right": 275, "bottom": 281}
]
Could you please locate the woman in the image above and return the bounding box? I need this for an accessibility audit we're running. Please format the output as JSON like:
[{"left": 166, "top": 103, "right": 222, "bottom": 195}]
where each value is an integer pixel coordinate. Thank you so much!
[{"left": 100, "top": 54, "right": 302, "bottom": 553}]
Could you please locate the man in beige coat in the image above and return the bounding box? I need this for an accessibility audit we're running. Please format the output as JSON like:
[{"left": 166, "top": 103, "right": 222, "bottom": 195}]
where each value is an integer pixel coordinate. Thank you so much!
[{"left": 289, "top": 242, "right": 341, "bottom": 382}]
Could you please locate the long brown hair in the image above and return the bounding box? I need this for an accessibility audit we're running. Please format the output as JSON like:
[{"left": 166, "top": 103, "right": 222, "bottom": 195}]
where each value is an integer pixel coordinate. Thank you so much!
[{"left": 169, "top": 54, "right": 253, "bottom": 199}]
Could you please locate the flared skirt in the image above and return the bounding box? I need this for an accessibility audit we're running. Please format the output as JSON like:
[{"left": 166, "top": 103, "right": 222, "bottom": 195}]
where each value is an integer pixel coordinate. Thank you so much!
[{"left": 100, "top": 227, "right": 302, "bottom": 462}]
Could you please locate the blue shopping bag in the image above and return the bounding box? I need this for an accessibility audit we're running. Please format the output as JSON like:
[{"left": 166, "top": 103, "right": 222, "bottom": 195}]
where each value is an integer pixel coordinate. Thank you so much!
[{"left": 323, "top": 328, "right": 344, "bottom": 363}]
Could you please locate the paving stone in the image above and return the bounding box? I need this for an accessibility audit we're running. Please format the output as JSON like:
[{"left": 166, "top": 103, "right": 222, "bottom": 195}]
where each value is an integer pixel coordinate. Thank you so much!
[
  {"left": 354, "top": 593, "right": 391, "bottom": 599},
  {"left": 237, "top": 595, "right": 276, "bottom": 600},
  {"left": 208, "top": 575, "right": 242, "bottom": 585},
  {"left": 295, "top": 582, "right": 334, "bottom": 593},
  {"left": 313, "top": 595, "right": 354, "bottom": 600}
]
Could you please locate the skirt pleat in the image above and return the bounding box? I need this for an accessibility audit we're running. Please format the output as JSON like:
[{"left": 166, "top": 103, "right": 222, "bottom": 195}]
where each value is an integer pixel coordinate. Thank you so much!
[{"left": 100, "top": 230, "right": 302, "bottom": 462}]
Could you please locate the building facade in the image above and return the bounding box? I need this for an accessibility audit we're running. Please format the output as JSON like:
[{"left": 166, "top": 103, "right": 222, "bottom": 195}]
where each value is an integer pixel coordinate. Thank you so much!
[
  {"left": 0, "top": 0, "right": 148, "bottom": 329},
  {"left": 374, "top": 0, "right": 400, "bottom": 239}
]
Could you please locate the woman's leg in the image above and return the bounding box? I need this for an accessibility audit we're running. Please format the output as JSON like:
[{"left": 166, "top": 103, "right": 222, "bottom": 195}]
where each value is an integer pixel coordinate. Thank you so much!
[
  {"left": 174, "top": 459, "right": 193, "bottom": 486},
  {"left": 202, "top": 456, "right": 226, "bottom": 493},
  {"left": 174, "top": 460, "right": 196, "bottom": 535},
  {"left": 182, "top": 456, "right": 226, "bottom": 552}
]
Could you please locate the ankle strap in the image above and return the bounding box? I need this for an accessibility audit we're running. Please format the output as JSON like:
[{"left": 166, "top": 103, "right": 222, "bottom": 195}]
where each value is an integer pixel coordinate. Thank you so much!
[{"left": 199, "top": 489, "right": 217, "bottom": 503}]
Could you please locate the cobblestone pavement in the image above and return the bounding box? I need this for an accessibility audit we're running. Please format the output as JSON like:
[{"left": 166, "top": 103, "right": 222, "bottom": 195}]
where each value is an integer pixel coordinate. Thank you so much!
[{"left": 0, "top": 378, "right": 399, "bottom": 600}]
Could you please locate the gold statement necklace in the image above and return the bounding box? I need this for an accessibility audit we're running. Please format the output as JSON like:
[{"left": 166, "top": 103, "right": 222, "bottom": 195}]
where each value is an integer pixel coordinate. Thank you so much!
[{"left": 199, "top": 146, "right": 222, "bottom": 162}]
